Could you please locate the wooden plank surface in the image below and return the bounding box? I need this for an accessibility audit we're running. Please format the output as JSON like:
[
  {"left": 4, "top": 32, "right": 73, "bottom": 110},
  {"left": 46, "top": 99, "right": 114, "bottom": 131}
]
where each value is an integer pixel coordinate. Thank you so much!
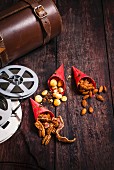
[
  {"left": 102, "top": 0, "right": 114, "bottom": 106},
  {"left": 56, "top": 0, "right": 114, "bottom": 170},
  {"left": 0, "top": 0, "right": 114, "bottom": 170}
]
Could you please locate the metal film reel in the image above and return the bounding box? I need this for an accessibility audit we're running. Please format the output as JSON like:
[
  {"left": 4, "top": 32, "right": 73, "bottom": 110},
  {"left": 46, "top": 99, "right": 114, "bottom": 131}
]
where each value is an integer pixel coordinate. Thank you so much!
[
  {"left": 0, "top": 100, "right": 22, "bottom": 143},
  {"left": 0, "top": 65, "right": 39, "bottom": 99},
  {"left": 0, "top": 95, "right": 12, "bottom": 126}
]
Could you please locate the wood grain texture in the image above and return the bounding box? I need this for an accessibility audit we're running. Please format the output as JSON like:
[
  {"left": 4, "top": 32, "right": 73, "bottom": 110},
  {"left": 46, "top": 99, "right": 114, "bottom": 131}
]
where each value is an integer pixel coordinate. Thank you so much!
[
  {"left": 0, "top": 0, "right": 114, "bottom": 170},
  {"left": 102, "top": 0, "right": 114, "bottom": 107},
  {"left": 56, "top": 0, "right": 114, "bottom": 170}
]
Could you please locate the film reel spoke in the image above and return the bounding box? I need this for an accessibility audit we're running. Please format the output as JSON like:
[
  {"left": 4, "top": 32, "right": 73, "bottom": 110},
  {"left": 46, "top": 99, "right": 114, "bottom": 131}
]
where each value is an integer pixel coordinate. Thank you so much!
[
  {"left": 6, "top": 83, "right": 15, "bottom": 93},
  {"left": 0, "top": 79, "right": 9, "bottom": 83},
  {"left": 4, "top": 69, "right": 14, "bottom": 77},
  {"left": 17, "top": 68, "right": 26, "bottom": 77},
  {"left": 23, "top": 77, "right": 35, "bottom": 82},
  {"left": 19, "top": 84, "right": 30, "bottom": 93}
]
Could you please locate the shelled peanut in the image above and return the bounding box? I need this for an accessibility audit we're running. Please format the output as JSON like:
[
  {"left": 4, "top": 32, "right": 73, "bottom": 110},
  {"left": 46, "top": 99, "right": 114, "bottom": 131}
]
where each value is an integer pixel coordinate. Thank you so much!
[
  {"left": 35, "top": 78, "right": 67, "bottom": 107},
  {"left": 78, "top": 78, "right": 107, "bottom": 116},
  {"left": 35, "top": 113, "right": 76, "bottom": 145}
]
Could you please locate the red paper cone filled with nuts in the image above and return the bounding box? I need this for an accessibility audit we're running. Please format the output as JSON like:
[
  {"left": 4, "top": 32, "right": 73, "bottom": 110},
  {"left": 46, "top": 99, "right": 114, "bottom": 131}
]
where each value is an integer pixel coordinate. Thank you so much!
[
  {"left": 30, "top": 98, "right": 54, "bottom": 120},
  {"left": 72, "top": 66, "right": 96, "bottom": 94},
  {"left": 48, "top": 64, "right": 66, "bottom": 95}
]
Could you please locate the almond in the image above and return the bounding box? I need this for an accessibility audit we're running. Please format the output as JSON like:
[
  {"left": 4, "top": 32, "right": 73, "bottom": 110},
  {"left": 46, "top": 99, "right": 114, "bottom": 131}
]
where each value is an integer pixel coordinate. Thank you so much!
[
  {"left": 103, "top": 86, "right": 107, "bottom": 93},
  {"left": 96, "top": 95, "right": 104, "bottom": 102},
  {"left": 81, "top": 100, "right": 88, "bottom": 107},
  {"left": 81, "top": 108, "right": 87, "bottom": 115},
  {"left": 99, "top": 86, "right": 103, "bottom": 93},
  {"left": 88, "top": 106, "right": 94, "bottom": 113},
  {"left": 83, "top": 94, "right": 90, "bottom": 100},
  {"left": 93, "top": 88, "right": 98, "bottom": 94},
  {"left": 89, "top": 91, "right": 93, "bottom": 98}
]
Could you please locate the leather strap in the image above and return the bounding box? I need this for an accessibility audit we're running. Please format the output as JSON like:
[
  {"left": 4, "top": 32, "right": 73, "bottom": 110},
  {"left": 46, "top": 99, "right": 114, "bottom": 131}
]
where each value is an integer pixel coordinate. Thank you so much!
[
  {"left": 23, "top": 0, "right": 51, "bottom": 44},
  {"left": 0, "top": 36, "right": 9, "bottom": 68}
]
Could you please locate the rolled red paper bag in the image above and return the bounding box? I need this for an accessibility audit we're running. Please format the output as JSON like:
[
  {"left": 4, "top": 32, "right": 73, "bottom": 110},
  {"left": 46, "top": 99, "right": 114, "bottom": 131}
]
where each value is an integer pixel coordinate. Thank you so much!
[
  {"left": 30, "top": 98, "right": 54, "bottom": 120},
  {"left": 72, "top": 66, "right": 96, "bottom": 90},
  {"left": 48, "top": 64, "right": 66, "bottom": 95}
]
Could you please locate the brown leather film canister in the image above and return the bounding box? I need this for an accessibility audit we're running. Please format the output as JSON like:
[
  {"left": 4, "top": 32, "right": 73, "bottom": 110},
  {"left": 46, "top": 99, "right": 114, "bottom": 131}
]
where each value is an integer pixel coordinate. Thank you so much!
[{"left": 0, "top": 0, "right": 62, "bottom": 67}]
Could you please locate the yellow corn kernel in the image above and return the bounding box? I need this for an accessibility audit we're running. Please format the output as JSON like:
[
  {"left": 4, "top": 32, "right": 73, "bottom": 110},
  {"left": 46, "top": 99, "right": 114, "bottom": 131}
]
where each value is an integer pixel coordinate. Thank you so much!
[
  {"left": 54, "top": 99, "right": 61, "bottom": 106},
  {"left": 35, "top": 95, "right": 42, "bottom": 103},
  {"left": 50, "top": 79, "right": 57, "bottom": 87},
  {"left": 61, "top": 96, "right": 67, "bottom": 102}
]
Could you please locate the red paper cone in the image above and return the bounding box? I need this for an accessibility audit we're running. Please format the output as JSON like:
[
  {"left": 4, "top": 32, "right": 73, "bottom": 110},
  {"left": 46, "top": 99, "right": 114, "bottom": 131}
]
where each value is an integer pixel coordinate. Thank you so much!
[
  {"left": 48, "top": 64, "right": 66, "bottom": 95},
  {"left": 72, "top": 66, "right": 96, "bottom": 88},
  {"left": 30, "top": 98, "right": 54, "bottom": 120}
]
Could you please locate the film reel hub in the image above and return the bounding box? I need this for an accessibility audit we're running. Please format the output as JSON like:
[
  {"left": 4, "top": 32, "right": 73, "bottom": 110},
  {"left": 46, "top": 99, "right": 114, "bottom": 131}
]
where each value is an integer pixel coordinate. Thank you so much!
[{"left": 9, "top": 75, "right": 23, "bottom": 85}]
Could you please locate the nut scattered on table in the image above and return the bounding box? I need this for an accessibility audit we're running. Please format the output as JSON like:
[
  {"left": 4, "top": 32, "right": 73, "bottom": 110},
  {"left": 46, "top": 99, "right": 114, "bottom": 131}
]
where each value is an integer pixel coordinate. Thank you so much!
[
  {"left": 78, "top": 78, "right": 107, "bottom": 116},
  {"left": 35, "top": 95, "right": 43, "bottom": 103},
  {"left": 88, "top": 106, "right": 94, "bottom": 114},
  {"left": 35, "top": 78, "right": 67, "bottom": 107},
  {"left": 81, "top": 108, "right": 87, "bottom": 115}
]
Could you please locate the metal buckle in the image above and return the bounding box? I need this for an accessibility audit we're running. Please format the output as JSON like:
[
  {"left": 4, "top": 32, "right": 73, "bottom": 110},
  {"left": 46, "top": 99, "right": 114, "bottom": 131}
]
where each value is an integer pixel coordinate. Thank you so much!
[{"left": 34, "top": 5, "right": 47, "bottom": 19}]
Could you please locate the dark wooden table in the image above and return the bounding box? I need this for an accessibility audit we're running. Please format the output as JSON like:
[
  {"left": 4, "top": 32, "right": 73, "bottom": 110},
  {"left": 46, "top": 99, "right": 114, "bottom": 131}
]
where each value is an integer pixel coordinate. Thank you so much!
[{"left": 0, "top": 0, "right": 114, "bottom": 170}]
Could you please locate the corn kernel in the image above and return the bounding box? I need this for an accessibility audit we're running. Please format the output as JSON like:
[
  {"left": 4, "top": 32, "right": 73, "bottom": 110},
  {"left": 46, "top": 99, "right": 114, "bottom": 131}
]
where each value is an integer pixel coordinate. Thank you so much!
[
  {"left": 41, "top": 90, "right": 48, "bottom": 96},
  {"left": 35, "top": 95, "right": 42, "bottom": 103},
  {"left": 58, "top": 87, "right": 64, "bottom": 93},
  {"left": 50, "top": 79, "right": 57, "bottom": 87},
  {"left": 57, "top": 80, "right": 63, "bottom": 87},
  {"left": 54, "top": 99, "right": 61, "bottom": 106},
  {"left": 61, "top": 96, "right": 67, "bottom": 102}
]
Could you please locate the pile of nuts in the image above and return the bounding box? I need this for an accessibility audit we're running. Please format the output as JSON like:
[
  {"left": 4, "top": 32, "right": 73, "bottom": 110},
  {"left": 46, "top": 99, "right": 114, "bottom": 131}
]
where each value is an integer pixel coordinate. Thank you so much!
[
  {"left": 35, "top": 78, "right": 67, "bottom": 107},
  {"left": 35, "top": 113, "right": 76, "bottom": 145},
  {"left": 78, "top": 78, "right": 107, "bottom": 115}
]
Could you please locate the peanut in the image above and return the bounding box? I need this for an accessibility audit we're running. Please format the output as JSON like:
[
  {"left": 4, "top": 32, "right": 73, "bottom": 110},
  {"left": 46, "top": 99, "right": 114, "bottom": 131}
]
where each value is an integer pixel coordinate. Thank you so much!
[
  {"left": 54, "top": 93, "right": 62, "bottom": 99},
  {"left": 35, "top": 95, "right": 42, "bottom": 103},
  {"left": 57, "top": 80, "right": 63, "bottom": 87},
  {"left": 61, "top": 96, "right": 67, "bottom": 102},
  {"left": 54, "top": 99, "right": 61, "bottom": 106},
  {"left": 41, "top": 90, "right": 48, "bottom": 96},
  {"left": 50, "top": 79, "right": 57, "bottom": 87},
  {"left": 58, "top": 87, "right": 64, "bottom": 93}
]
